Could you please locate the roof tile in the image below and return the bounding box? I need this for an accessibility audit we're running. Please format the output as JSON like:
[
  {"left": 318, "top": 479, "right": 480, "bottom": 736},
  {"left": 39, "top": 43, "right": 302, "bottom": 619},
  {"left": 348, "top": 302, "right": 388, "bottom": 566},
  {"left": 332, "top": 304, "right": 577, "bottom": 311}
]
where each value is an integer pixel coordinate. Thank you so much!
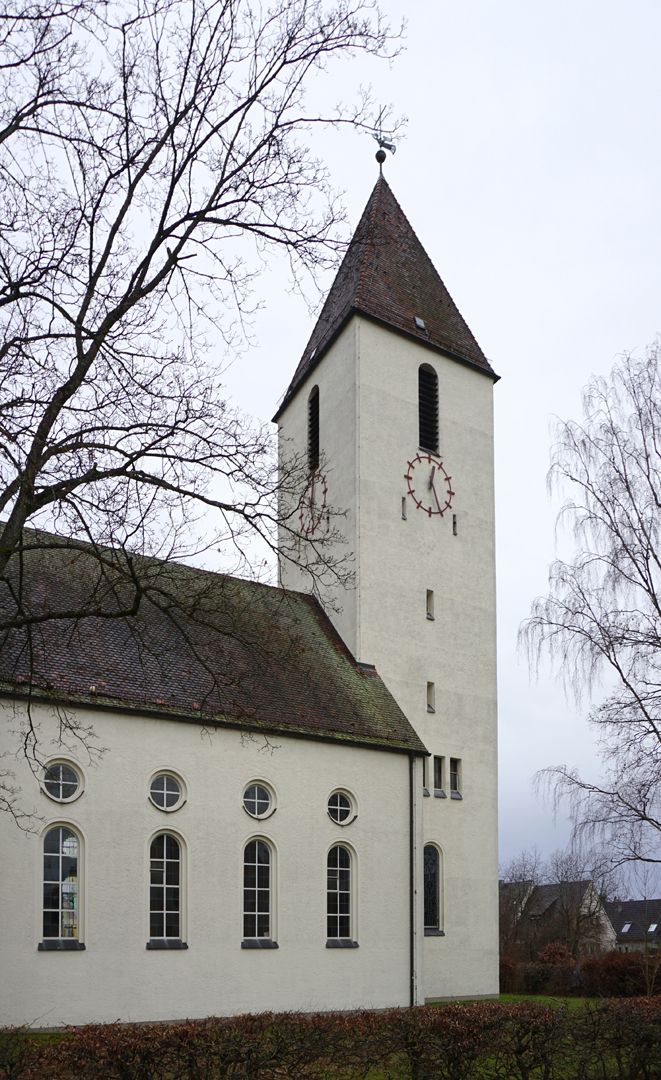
[
  {"left": 275, "top": 177, "right": 496, "bottom": 418},
  {"left": 0, "top": 534, "right": 426, "bottom": 755}
]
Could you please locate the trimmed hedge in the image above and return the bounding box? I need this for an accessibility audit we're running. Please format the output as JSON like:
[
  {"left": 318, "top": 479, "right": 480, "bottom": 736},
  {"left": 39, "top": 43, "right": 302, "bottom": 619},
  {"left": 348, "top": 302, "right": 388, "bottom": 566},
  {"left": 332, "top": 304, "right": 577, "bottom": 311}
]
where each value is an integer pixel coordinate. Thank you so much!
[{"left": 4, "top": 999, "right": 661, "bottom": 1079}]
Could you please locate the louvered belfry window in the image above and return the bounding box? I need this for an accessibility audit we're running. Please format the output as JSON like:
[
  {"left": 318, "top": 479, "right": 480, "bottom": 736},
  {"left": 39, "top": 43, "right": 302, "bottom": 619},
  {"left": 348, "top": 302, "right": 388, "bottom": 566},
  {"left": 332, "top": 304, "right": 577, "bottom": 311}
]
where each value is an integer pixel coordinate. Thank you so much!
[
  {"left": 308, "top": 386, "right": 320, "bottom": 472},
  {"left": 418, "top": 365, "right": 439, "bottom": 453}
]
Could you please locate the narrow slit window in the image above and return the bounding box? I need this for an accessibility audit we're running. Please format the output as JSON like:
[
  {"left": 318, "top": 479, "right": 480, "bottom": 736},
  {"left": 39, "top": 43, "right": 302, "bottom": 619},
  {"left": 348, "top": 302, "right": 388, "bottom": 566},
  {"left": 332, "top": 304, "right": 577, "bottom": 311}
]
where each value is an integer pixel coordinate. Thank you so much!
[
  {"left": 426, "top": 589, "right": 435, "bottom": 620},
  {"left": 308, "top": 386, "right": 320, "bottom": 473},
  {"left": 424, "top": 845, "right": 441, "bottom": 932},
  {"left": 427, "top": 682, "right": 436, "bottom": 713},
  {"left": 450, "top": 758, "right": 461, "bottom": 797},
  {"left": 418, "top": 365, "right": 439, "bottom": 453},
  {"left": 401, "top": 496, "right": 407, "bottom": 520},
  {"left": 422, "top": 756, "right": 429, "bottom": 789},
  {"left": 433, "top": 756, "right": 444, "bottom": 793}
]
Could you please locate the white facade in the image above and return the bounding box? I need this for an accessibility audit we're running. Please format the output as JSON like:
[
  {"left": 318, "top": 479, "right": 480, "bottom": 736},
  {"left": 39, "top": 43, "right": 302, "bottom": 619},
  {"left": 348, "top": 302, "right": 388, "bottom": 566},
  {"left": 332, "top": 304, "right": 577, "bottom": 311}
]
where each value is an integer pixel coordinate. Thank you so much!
[
  {"left": 0, "top": 701, "right": 415, "bottom": 1027},
  {"left": 0, "top": 181, "right": 499, "bottom": 1026},
  {"left": 278, "top": 316, "right": 499, "bottom": 1000}
]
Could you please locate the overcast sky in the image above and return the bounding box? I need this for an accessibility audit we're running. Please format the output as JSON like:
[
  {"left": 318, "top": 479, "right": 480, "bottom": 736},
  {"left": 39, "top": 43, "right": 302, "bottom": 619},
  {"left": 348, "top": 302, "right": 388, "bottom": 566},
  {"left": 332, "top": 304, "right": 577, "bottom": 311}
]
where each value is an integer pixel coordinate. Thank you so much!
[{"left": 220, "top": 0, "right": 661, "bottom": 868}]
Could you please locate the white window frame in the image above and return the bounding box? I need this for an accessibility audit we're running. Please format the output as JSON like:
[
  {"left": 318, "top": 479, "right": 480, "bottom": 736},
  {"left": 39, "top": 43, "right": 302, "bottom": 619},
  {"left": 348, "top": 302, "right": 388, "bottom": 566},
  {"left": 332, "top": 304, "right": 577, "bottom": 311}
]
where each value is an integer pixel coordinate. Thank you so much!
[
  {"left": 326, "top": 843, "right": 357, "bottom": 945},
  {"left": 242, "top": 837, "right": 276, "bottom": 942},
  {"left": 40, "top": 823, "right": 84, "bottom": 948},
  {"left": 327, "top": 788, "right": 357, "bottom": 826},
  {"left": 242, "top": 779, "right": 276, "bottom": 820},
  {"left": 148, "top": 830, "right": 187, "bottom": 946},
  {"left": 148, "top": 770, "right": 187, "bottom": 812},
  {"left": 41, "top": 760, "right": 84, "bottom": 804}
]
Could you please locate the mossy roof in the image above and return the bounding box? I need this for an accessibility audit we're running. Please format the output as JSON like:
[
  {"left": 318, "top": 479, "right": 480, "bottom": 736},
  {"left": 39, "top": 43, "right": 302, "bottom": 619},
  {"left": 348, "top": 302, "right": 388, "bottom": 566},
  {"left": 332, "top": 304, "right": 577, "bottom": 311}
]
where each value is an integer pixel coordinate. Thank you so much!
[{"left": 0, "top": 535, "right": 426, "bottom": 755}]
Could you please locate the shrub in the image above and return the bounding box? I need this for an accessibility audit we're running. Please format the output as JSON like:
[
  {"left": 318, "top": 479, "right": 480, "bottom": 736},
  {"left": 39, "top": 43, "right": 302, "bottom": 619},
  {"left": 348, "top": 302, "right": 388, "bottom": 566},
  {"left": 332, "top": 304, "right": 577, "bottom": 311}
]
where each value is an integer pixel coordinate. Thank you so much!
[
  {"left": 499, "top": 954, "right": 516, "bottom": 993},
  {"left": 7, "top": 998, "right": 661, "bottom": 1080},
  {"left": 0, "top": 1028, "right": 41, "bottom": 1080},
  {"left": 580, "top": 950, "right": 645, "bottom": 997},
  {"left": 536, "top": 941, "right": 574, "bottom": 967},
  {"left": 516, "top": 961, "right": 551, "bottom": 995}
]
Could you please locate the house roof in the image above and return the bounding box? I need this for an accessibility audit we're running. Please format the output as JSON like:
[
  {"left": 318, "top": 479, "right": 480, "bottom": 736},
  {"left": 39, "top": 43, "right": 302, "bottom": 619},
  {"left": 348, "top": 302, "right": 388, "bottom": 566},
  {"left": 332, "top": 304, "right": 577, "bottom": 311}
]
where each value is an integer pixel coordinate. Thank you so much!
[
  {"left": 523, "top": 881, "right": 593, "bottom": 919},
  {"left": 0, "top": 533, "right": 426, "bottom": 755},
  {"left": 273, "top": 176, "right": 497, "bottom": 420},
  {"left": 605, "top": 899, "right": 661, "bottom": 944}
]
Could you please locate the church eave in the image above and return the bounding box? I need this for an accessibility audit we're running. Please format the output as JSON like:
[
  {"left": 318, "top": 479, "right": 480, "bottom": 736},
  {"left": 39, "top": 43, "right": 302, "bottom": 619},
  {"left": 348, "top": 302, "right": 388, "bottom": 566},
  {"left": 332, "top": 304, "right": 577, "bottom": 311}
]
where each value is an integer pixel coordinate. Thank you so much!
[
  {"left": 0, "top": 682, "right": 428, "bottom": 756},
  {"left": 272, "top": 307, "right": 500, "bottom": 421}
]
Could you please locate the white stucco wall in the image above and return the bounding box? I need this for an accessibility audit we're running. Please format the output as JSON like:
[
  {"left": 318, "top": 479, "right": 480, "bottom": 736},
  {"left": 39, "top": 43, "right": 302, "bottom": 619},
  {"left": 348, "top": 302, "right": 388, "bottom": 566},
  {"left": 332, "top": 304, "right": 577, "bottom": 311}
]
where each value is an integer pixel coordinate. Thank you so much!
[
  {"left": 0, "top": 702, "right": 415, "bottom": 1027},
  {"left": 278, "top": 317, "right": 499, "bottom": 1000}
]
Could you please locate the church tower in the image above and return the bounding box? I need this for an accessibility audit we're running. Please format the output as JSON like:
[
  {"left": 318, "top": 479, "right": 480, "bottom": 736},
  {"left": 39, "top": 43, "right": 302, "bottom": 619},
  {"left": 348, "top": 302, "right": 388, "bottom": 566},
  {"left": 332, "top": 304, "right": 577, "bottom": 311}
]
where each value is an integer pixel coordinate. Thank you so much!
[{"left": 274, "top": 175, "right": 499, "bottom": 1000}]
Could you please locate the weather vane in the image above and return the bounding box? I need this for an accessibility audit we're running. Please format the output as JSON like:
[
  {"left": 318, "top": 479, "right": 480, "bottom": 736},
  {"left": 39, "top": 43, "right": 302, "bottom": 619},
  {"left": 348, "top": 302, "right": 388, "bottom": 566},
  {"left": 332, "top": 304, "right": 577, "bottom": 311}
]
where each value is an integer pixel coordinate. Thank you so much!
[{"left": 371, "top": 106, "right": 396, "bottom": 172}]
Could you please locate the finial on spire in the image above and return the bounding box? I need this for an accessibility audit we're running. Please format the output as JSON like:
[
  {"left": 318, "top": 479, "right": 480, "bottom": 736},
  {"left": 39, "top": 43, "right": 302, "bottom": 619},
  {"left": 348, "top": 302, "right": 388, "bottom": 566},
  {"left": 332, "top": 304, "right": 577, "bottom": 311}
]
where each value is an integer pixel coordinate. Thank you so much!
[{"left": 371, "top": 106, "right": 396, "bottom": 174}]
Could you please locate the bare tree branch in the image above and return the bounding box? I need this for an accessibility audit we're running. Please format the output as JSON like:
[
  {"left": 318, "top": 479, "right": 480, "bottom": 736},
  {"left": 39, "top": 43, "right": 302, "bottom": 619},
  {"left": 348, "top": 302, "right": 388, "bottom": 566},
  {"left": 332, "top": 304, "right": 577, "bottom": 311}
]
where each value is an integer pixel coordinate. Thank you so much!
[
  {"left": 0, "top": 0, "right": 401, "bottom": 816},
  {"left": 522, "top": 345, "right": 661, "bottom": 869}
]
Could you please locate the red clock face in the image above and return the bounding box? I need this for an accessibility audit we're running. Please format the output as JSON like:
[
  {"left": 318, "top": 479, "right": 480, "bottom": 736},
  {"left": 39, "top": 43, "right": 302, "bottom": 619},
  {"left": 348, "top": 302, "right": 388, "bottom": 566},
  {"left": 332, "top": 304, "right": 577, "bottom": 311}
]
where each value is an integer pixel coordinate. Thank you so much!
[
  {"left": 405, "top": 452, "right": 454, "bottom": 517},
  {"left": 299, "top": 471, "right": 328, "bottom": 536}
]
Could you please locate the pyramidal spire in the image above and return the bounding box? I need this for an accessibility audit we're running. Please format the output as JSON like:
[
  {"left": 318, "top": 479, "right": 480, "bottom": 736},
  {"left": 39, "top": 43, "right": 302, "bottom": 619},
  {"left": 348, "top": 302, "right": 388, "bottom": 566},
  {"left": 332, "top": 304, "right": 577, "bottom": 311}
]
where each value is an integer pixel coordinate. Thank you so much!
[{"left": 274, "top": 177, "right": 496, "bottom": 418}]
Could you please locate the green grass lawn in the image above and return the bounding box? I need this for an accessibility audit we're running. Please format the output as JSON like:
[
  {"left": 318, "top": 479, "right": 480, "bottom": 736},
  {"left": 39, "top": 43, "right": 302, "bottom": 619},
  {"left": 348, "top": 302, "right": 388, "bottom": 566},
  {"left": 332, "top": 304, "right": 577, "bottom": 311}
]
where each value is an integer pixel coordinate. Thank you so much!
[
  {"left": 495, "top": 993, "right": 590, "bottom": 1010},
  {"left": 429, "top": 992, "right": 591, "bottom": 1011}
]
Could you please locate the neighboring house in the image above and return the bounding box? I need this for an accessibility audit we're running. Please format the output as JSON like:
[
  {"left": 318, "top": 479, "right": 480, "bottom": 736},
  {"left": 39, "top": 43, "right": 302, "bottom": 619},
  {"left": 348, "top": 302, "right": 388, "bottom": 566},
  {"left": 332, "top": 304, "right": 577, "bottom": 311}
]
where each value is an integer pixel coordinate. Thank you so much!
[
  {"left": 500, "top": 880, "right": 616, "bottom": 959},
  {"left": 605, "top": 900, "right": 661, "bottom": 953},
  {"left": 0, "top": 172, "right": 499, "bottom": 1027}
]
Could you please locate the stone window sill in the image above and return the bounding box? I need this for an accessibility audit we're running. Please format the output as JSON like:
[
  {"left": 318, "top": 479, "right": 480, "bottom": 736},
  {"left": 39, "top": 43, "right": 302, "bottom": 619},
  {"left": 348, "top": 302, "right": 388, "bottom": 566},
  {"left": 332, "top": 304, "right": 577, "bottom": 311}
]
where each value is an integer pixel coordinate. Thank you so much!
[
  {"left": 146, "top": 939, "right": 188, "bottom": 950},
  {"left": 38, "top": 940, "right": 85, "bottom": 951},
  {"left": 241, "top": 939, "right": 279, "bottom": 949},
  {"left": 450, "top": 791, "right": 463, "bottom": 800},
  {"left": 326, "top": 939, "right": 359, "bottom": 949},
  {"left": 434, "top": 789, "right": 447, "bottom": 799},
  {"left": 424, "top": 929, "right": 446, "bottom": 937}
]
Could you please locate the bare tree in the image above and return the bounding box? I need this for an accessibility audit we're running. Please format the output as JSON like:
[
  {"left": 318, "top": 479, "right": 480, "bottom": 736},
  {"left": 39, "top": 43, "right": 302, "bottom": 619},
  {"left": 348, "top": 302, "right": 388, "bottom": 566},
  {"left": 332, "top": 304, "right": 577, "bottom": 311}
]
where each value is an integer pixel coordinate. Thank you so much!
[
  {"left": 0, "top": 0, "right": 398, "bottom": 817},
  {"left": 523, "top": 345, "right": 661, "bottom": 870},
  {"left": 499, "top": 847, "right": 542, "bottom": 957},
  {"left": 499, "top": 846, "right": 619, "bottom": 959},
  {"left": 0, "top": 0, "right": 397, "bottom": 581}
]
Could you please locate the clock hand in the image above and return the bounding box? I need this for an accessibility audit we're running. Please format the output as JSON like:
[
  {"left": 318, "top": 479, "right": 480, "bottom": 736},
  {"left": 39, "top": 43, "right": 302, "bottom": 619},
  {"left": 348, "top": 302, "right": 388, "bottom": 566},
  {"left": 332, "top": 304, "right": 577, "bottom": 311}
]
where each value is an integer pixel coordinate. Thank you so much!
[
  {"left": 429, "top": 465, "right": 436, "bottom": 489},
  {"left": 430, "top": 476, "right": 444, "bottom": 515}
]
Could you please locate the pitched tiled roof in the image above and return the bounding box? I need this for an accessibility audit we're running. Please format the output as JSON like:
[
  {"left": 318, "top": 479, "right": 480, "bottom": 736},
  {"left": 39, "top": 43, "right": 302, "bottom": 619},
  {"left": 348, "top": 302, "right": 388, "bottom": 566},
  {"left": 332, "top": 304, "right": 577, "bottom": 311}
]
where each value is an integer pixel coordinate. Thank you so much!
[
  {"left": 274, "top": 177, "right": 497, "bottom": 419},
  {"left": 524, "top": 881, "right": 592, "bottom": 919},
  {"left": 605, "top": 899, "right": 661, "bottom": 944},
  {"left": 0, "top": 533, "right": 426, "bottom": 755}
]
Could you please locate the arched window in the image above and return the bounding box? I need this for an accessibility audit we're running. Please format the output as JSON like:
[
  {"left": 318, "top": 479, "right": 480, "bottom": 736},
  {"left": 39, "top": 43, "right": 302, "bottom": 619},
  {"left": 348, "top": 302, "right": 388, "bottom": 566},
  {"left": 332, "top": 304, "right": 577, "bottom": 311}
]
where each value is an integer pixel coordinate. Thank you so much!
[
  {"left": 243, "top": 839, "right": 272, "bottom": 941},
  {"left": 308, "top": 386, "right": 320, "bottom": 472},
  {"left": 327, "top": 844, "right": 352, "bottom": 941},
  {"left": 418, "top": 364, "right": 439, "bottom": 453},
  {"left": 42, "top": 826, "right": 81, "bottom": 945},
  {"left": 424, "top": 844, "right": 443, "bottom": 933},
  {"left": 149, "top": 832, "right": 183, "bottom": 944}
]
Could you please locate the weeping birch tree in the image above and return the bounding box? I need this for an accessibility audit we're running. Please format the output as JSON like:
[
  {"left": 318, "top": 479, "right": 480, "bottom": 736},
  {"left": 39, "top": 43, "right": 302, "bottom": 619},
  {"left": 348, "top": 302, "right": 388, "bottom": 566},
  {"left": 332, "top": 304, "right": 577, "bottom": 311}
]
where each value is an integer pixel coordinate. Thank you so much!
[{"left": 524, "top": 345, "right": 661, "bottom": 869}]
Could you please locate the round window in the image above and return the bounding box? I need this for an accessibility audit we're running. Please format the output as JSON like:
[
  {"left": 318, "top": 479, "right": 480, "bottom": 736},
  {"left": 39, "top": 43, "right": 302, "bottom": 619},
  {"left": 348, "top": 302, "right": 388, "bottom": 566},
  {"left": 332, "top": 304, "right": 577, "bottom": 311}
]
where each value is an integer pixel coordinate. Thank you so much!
[
  {"left": 149, "top": 772, "right": 184, "bottom": 811},
  {"left": 243, "top": 782, "right": 273, "bottom": 819},
  {"left": 43, "top": 762, "right": 81, "bottom": 803},
  {"left": 328, "top": 790, "right": 355, "bottom": 825}
]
